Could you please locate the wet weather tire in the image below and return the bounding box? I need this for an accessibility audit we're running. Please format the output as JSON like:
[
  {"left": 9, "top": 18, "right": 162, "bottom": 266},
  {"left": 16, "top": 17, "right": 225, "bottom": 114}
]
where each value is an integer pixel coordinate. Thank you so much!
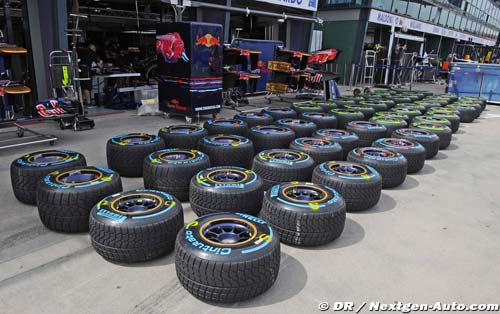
[
  {"left": 392, "top": 128, "right": 440, "bottom": 159},
  {"left": 275, "top": 118, "right": 317, "bottom": 138},
  {"left": 175, "top": 212, "right": 280, "bottom": 303},
  {"left": 106, "top": 133, "right": 165, "bottom": 177},
  {"left": 89, "top": 189, "right": 184, "bottom": 263},
  {"left": 143, "top": 149, "right": 210, "bottom": 201},
  {"left": 233, "top": 112, "right": 274, "bottom": 128},
  {"left": 189, "top": 166, "right": 264, "bottom": 216},
  {"left": 301, "top": 112, "right": 338, "bottom": 129},
  {"left": 37, "top": 167, "right": 123, "bottom": 232},
  {"left": 158, "top": 124, "right": 208, "bottom": 149},
  {"left": 248, "top": 125, "right": 296, "bottom": 153},
  {"left": 345, "top": 121, "right": 387, "bottom": 147},
  {"left": 261, "top": 182, "right": 346, "bottom": 246},
  {"left": 198, "top": 135, "right": 254, "bottom": 168},
  {"left": 289, "top": 137, "right": 343, "bottom": 164},
  {"left": 373, "top": 138, "right": 426, "bottom": 173},
  {"left": 10, "top": 150, "right": 87, "bottom": 205},
  {"left": 410, "top": 122, "right": 452, "bottom": 149},
  {"left": 312, "top": 161, "right": 382, "bottom": 212},
  {"left": 203, "top": 119, "right": 248, "bottom": 136},
  {"left": 313, "top": 129, "right": 359, "bottom": 160}
]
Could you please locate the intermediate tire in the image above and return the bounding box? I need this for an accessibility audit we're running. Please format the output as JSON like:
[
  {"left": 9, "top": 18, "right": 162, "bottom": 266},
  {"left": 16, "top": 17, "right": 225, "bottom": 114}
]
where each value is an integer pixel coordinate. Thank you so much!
[
  {"left": 248, "top": 125, "right": 296, "bottom": 153},
  {"left": 347, "top": 147, "right": 407, "bottom": 188},
  {"left": 37, "top": 167, "right": 123, "bottom": 232},
  {"left": 289, "top": 137, "right": 343, "bottom": 164},
  {"left": 373, "top": 138, "right": 426, "bottom": 173},
  {"left": 89, "top": 189, "right": 184, "bottom": 263},
  {"left": 159, "top": 124, "right": 208, "bottom": 149},
  {"left": 234, "top": 112, "right": 274, "bottom": 127},
  {"left": 106, "top": 133, "right": 165, "bottom": 177},
  {"left": 143, "top": 149, "right": 210, "bottom": 201},
  {"left": 330, "top": 108, "right": 365, "bottom": 129},
  {"left": 410, "top": 122, "right": 452, "bottom": 149},
  {"left": 291, "top": 103, "right": 323, "bottom": 114},
  {"left": 198, "top": 135, "right": 254, "bottom": 168},
  {"left": 252, "top": 149, "right": 315, "bottom": 191},
  {"left": 203, "top": 119, "right": 248, "bottom": 136},
  {"left": 445, "top": 105, "right": 475, "bottom": 123},
  {"left": 189, "top": 166, "right": 264, "bottom": 216},
  {"left": 313, "top": 129, "right": 359, "bottom": 160},
  {"left": 312, "top": 161, "right": 382, "bottom": 212},
  {"left": 413, "top": 115, "right": 452, "bottom": 130},
  {"left": 276, "top": 118, "right": 317, "bottom": 138},
  {"left": 428, "top": 112, "right": 460, "bottom": 133},
  {"left": 392, "top": 128, "right": 440, "bottom": 159},
  {"left": 10, "top": 150, "right": 87, "bottom": 205},
  {"left": 261, "top": 182, "right": 346, "bottom": 246},
  {"left": 175, "top": 213, "right": 280, "bottom": 303},
  {"left": 346, "top": 121, "right": 387, "bottom": 147},
  {"left": 369, "top": 116, "right": 407, "bottom": 137},
  {"left": 301, "top": 112, "right": 338, "bottom": 129}
]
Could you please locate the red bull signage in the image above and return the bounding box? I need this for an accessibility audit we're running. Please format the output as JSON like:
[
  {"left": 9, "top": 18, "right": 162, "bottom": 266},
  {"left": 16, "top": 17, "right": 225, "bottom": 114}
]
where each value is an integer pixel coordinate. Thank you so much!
[
  {"left": 195, "top": 33, "right": 221, "bottom": 47},
  {"left": 256, "top": 0, "right": 318, "bottom": 12}
]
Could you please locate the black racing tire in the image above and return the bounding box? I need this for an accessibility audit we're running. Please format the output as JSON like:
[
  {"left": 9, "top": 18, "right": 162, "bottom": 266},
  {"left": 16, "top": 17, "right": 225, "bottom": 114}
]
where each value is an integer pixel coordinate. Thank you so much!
[
  {"left": 252, "top": 149, "right": 315, "bottom": 191},
  {"left": 203, "top": 119, "right": 249, "bottom": 136},
  {"left": 369, "top": 116, "right": 408, "bottom": 137},
  {"left": 89, "top": 189, "right": 184, "bottom": 263},
  {"left": 289, "top": 137, "right": 343, "bottom": 164},
  {"left": 347, "top": 147, "right": 407, "bottom": 189},
  {"left": 312, "top": 161, "right": 382, "bottom": 212},
  {"left": 261, "top": 182, "right": 346, "bottom": 246},
  {"left": 248, "top": 125, "right": 296, "bottom": 153},
  {"left": 314, "top": 101, "right": 338, "bottom": 113},
  {"left": 198, "top": 135, "right": 254, "bottom": 168},
  {"left": 445, "top": 105, "right": 476, "bottom": 123},
  {"left": 175, "top": 212, "right": 280, "bottom": 303},
  {"left": 143, "top": 149, "right": 211, "bottom": 202},
  {"left": 159, "top": 124, "right": 208, "bottom": 149},
  {"left": 358, "top": 101, "right": 388, "bottom": 112},
  {"left": 379, "top": 99, "right": 396, "bottom": 109},
  {"left": 301, "top": 112, "right": 338, "bottom": 129},
  {"left": 414, "top": 101, "right": 442, "bottom": 111},
  {"left": 261, "top": 107, "right": 297, "bottom": 120},
  {"left": 346, "top": 121, "right": 387, "bottom": 147},
  {"left": 330, "top": 109, "right": 365, "bottom": 129},
  {"left": 344, "top": 105, "right": 376, "bottom": 119},
  {"left": 455, "top": 103, "right": 481, "bottom": 118},
  {"left": 291, "top": 103, "right": 323, "bottom": 114},
  {"left": 373, "top": 138, "right": 426, "bottom": 173},
  {"left": 233, "top": 112, "right": 274, "bottom": 128},
  {"left": 424, "top": 98, "right": 449, "bottom": 106},
  {"left": 390, "top": 108, "right": 422, "bottom": 122},
  {"left": 275, "top": 118, "right": 317, "bottom": 138},
  {"left": 189, "top": 166, "right": 264, "bottom": 216},
  {"left": 374, "top": 111, "right": 410, "bottom": 123},
  {"left": 106, "top": 133, "right": 165, "bottom": 177},
  {"left": 333, "top": 99, "right": 356, "bottom": 107},
  {"left": 410, "top": 122, "right": 452, "bottom": 149},
  {"left": 396, "top": 104, "right": 426, "bottom": 114},
  {"left": 392, "top": 128, "right": 440, "bottom": 159},
  {"left": 392, "top": 96, "right": 412, "bottom": 104},
  {"left": 428, "top": 112, "right": 460, "bottom": 133},
  {"left": 313, "top": 129, "right": 359, "bottom": 160},
  {"left": 413, "top": 115, "right": 452, "bottom": 129},
  {"left": 37, "top": 167, "right": 123, "bottom": 232},
  {"left": 10, "top": 150, "right": 87, "bottom": 205}
]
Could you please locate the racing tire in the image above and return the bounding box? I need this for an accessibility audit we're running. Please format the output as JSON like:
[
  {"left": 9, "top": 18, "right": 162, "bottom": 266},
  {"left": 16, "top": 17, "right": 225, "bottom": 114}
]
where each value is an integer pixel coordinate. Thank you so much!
[
  {"left": 233, "top": 112, "right": 274, "bottom": 128},
  {"left": 369, "top": 116, "right": 408, "bottom": 137},
  {"left": 312, "top": 161, "right": 382, "bottom": 212},
  {"left": 392, "top": 128, "right": 440, "bottom": 159},
  {"left": 261, "top": 107, "right": 297, "bottom": 120},
  {"left": 189, "top": 166, "right": 264, "bottom": 216},
  {"left": 289, "top": 137, "right": 343, "bottom": 164},
  {"left": 198, "top": 134, "right": 254, "bottom": 168},
  {"left": 89, "top": 189, "right": 184, "bottom": 263},
  {"left": 410, "top": 122, "right": 452, "bottom": 149},
  {"left": 313, "top": 129, "right": 359, "bottom": 160},
  {"left": 175, "top": 212, "right": 280, "bottom": 303},
  {"left": 37, "top": 167, "right": 123, "bottom": 232},
  {"left": 159, "top": 124, "right": 208, "bottom": 149},
  {"left": 106, "top": 133, "right": 165, "bottom": 177},
  {"left": 428, "top": 112, "right": 460, "bottom": 133},
  {"left": 301, "top": 112, "right": 338, "bottom": 129},
  {"left": 275, "top": 118, "right": 317, "bottom": 138},
  {"left": 373, "top": 138, "right": 426, "bottom": 173},
  {"left": 248, "top": 125, "right": 296, "bottom": 153},
  {"left": 445, "top": 105, "right": 475, "bottom": 123},
  {"left": 291, "top": 103, "right": 323, "bottom": 115},
  {"left": 346, "top": 121, "right": 387, "bottom": 147},
  {"left": 143, "top": 149, "right": 210, "bottom": 201},
  {"left": 203, "top": 119, "right": 249, "bottom": 136},
  {"left": 10, "top": 150, "right": 87, "bottom": 205},
  {"left": 330, "top": 109, "right": 365, "bottom": 129}
]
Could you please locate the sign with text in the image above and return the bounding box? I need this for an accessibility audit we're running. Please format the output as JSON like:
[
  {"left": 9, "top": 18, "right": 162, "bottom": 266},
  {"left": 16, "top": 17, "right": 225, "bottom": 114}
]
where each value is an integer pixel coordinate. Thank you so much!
[{"left": 256, "top": 0, "right": 318, "bottom": 12}]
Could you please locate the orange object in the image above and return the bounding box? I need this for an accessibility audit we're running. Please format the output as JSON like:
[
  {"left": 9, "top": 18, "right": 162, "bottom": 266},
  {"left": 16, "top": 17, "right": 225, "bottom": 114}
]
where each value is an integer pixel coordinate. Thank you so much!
[{"left": 442, "top": 61, "right": 450, "bottom": 71}]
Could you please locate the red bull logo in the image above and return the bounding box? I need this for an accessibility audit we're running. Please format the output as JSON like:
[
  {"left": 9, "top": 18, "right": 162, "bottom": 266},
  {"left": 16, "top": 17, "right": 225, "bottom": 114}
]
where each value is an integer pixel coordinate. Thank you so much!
[
  {"left": 156, "top": 32, "right": 189, "bottom": 63},
  {"left": 195, "top": 33, "right": 221, "bottom": 47}
]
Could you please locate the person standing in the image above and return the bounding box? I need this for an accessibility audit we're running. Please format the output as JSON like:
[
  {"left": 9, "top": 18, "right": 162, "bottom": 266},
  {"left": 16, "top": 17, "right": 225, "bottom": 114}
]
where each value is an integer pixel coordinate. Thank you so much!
[{"left": 78, "top": 43, "right": 101, "bottom": 107}]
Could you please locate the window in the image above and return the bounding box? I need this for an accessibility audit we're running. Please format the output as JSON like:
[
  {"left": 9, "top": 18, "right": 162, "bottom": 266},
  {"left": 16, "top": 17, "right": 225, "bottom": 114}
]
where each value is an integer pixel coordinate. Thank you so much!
[
  {"left": 371, "top": 0, "right": 392, "bottom": 11},
  {"left": 391, "top": 0, "right": 408, "bottom": 15}
]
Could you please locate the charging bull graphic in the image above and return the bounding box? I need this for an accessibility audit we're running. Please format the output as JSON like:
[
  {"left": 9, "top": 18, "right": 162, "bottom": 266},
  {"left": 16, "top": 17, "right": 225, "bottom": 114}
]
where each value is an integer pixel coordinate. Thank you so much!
[
  {"left": 195, "top": 33, "right": 221, "bottom": 47},
  {"left": 156, "top": 32, "right": 189, "bottom": 63}
]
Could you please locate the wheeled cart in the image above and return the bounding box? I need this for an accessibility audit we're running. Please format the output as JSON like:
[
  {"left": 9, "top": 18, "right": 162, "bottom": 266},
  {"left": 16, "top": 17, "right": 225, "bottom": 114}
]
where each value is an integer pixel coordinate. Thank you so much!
[{"left": 157, "top": 22, "right": 222, "bottom": 122}]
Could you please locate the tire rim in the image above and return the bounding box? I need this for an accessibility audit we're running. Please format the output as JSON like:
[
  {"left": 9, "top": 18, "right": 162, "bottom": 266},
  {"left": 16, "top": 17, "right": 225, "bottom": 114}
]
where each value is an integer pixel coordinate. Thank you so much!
[
  {"left": 55, "top": 169, "right": 102, "bottom": 185},
  {"left": 212, "top": 136, "right": 242, "bottom": 144},
  {"left": 159, "top": 151, "right": 196, "bottom": 161},
  {"left": 120, "top": 134, "right": 153, "bottom": 144},
  {"left": 168, "top": 125, "right": 200, "bottom": 133},
  {"left": 362, "top": 148, "right": 396, "bottom": 158},
  {"left": 268, "top": 150, "right": 302, "bottom": 161},
  {"left": 282, "top": 185, "right": 328, "bottom": 203},
  {"left": 28, "top": 152, "right": 70, "bottom": 164},
  {"left": 254, "top": 126, "right": 287, "bottom": 133},
  {"left": 110, "top": 193, "right": 163, "bottom": 215},
  {"left": 200, "top": 218, "right": 257, "bottom": 246},
  {"left": 383, "top": 138, "right": 415, "bottom": 147},
  {"left": 213, "top": 119, "right": 240, "bottom": 125},
  {"left": 300, "top": 138, "right": 332, "bottom": 146},
  {"left": 329, "top": 163, "right": 367, "bottom": 175},
  {"left": 207, "top": 169, "right": 247, "bottom": 183}
]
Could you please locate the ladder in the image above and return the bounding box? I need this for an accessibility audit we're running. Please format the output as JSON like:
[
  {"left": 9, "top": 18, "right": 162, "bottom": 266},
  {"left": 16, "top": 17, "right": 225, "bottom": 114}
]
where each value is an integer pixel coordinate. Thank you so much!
[{"left": 362, "top": 50, "right": 376, "bottom": 86}]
